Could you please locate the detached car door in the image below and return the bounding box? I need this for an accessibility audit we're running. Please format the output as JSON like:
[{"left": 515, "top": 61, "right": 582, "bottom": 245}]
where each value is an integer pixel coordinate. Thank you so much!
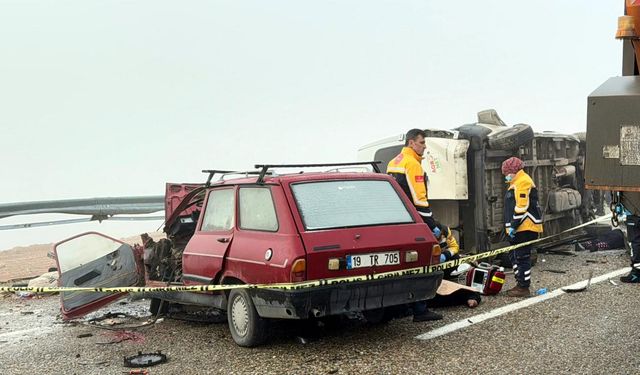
[{"left": 55, "top": 232, "right": 143, "bottom": 320}]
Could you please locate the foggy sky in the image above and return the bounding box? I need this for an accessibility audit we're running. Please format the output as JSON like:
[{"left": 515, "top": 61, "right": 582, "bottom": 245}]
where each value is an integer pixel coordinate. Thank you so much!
[{"left": 0, "top": 0, "right": 623, "bottom": 249}]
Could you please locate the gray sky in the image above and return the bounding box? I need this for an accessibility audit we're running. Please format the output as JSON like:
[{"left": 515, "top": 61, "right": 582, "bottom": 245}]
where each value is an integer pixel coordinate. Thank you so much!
[{"left": 0, "top": 0, "right": 624, "bottom": 250}]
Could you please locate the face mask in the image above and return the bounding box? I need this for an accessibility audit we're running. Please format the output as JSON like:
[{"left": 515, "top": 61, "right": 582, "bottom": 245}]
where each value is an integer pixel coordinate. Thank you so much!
[{"left": 505, "top": 175, "right": 513, "bottom": 182}]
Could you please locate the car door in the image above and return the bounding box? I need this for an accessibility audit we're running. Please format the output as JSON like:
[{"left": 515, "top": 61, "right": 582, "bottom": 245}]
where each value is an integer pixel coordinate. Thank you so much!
[
  {"left": 181, "top": 187, "right": 235, "bottom": 285},
  {"left": 55, "top": 231, "right": 143, "bottom": 320}
]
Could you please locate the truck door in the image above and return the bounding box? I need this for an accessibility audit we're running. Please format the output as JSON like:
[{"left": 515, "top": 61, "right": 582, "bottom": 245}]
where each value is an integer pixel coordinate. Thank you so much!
[{"left": 55, "top": 232, "right": 143, "bottom": 320}]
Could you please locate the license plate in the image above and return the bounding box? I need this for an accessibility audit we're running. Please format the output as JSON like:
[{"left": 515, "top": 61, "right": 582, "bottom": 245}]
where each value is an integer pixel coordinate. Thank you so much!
[{"left": 347, "top": 251, "right": 400, "bottom": 269}]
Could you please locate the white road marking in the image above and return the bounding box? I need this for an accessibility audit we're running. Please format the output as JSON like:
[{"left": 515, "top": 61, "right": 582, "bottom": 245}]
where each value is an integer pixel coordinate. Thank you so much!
[{"left": 415, "top": 267, "right": 631, "bottom": 341}]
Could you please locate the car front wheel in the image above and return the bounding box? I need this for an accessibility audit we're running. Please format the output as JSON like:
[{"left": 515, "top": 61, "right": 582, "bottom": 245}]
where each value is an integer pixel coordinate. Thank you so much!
[{"left": 227, "top": 289, "right": 268, "bottom": 347}]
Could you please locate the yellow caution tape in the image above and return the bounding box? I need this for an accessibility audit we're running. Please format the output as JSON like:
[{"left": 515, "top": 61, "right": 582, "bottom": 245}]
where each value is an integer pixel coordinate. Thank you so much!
[{"left": 0, "top": 215, "right": 612, "bottom": 294}]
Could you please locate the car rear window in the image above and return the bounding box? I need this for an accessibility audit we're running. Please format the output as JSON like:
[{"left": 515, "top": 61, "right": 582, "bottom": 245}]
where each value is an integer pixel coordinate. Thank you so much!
[{"left": 291, "top": 180, "right": 414, "bottom": 230}]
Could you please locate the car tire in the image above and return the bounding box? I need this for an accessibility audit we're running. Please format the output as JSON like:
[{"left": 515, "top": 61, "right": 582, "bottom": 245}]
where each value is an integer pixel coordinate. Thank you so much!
[
  {"left": 487, "top": 123, "right": 534, "bottom": 150},
  {"left": 149, "top": 298, "right": 168, "bottom": 315},
  {"left": 227, "top": 289, "right": 268, "bottom": 347}
]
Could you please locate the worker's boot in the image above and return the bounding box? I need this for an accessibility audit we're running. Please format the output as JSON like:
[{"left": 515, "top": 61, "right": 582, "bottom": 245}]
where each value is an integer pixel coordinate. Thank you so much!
[
  {"left": 620, "top": 268, "right": 640, "bottom": 283},
  {"left": 412, "top": 309, "right": 443, "bottom": 322},
  {"left": 506, "top": 285, "right": 530, "bottom": 297}
]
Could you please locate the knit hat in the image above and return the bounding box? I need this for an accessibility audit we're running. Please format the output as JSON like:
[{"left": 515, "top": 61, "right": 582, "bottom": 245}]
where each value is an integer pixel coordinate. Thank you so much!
[{"left": 501, "top": 157, "right": 524, "bottom": 175}]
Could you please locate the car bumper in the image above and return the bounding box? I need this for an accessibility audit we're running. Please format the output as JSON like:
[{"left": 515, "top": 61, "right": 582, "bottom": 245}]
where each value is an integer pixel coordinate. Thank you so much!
[{"left": 250, "top": 272, "right": 443, "bottom": 319}]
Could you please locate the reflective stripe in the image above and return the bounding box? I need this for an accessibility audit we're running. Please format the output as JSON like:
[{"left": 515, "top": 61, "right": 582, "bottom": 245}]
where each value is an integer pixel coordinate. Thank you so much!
[
  {"left": 514, "top": 212, "right": 543, "bottom": 224},
  {"left": 524, "top": 270, "right": 531, "bottom": 275},
  {"left": 513, "top": 264, "right": 518, "bottom": 269},
  {"left": 505, "top": 223, "right": 512, "bottom": 228},
  {"left": 524, "top": 276, "right": 531, "bottom": 281},
  {"left": 387, "top": 167, "right": 406, "bottom": 173},
  {"left": 406, "top": 175, "right": 429, "bottom": 207},
  {"left": 418, "top": 211, "right": 433, "bottom": 217}
]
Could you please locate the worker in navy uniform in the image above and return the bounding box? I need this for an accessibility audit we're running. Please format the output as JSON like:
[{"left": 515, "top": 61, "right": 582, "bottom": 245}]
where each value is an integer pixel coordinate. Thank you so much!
[
  {"left": 387, "top": 129, "right": 458, "bottom": 321},
  {"left": 619, "top": 192, "right": 640, "bottom": 283},
  {"left": 501, "top": 157, "right": 543, "bottom": 297}
]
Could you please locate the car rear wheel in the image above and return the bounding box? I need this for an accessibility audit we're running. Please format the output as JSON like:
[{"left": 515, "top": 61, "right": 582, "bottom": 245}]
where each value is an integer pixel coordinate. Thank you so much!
[
  {"left": 487, "top": 123, "right": 534, "bottom": 150},
  {"left": 227, "top": 289, "right": 268, "bottom": 347}
]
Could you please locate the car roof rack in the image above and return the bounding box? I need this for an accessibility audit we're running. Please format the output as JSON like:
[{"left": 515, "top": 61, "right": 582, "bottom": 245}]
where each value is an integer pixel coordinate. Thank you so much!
[
  {"left": 254, "top": 161, "right": 382, "bottom": 184},
  {"left": 201, "top": 170, "right": 271, "bottom": 187}
]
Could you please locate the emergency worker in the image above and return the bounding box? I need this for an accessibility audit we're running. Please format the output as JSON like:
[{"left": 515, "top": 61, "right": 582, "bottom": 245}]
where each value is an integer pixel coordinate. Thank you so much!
[
  {"left": 619, "top": 192, "right": 640, "bottom": 283},
  {"left": 433, "top": 220, "right": 460, "bottom": 278},
  {"left": 501, "top": 157, "right": 543, "bottom": 297},
  {"left": 387, "top": 129, "right": 445, "bottom": 321},
  {"left": 387, "top": 129, "right": 437, "bottom": 231}
]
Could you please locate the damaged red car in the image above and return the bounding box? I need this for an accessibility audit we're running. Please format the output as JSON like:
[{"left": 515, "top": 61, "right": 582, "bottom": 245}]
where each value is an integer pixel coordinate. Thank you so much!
[{"left": 54, "top": 162, "right": 443, "bottom": 347}]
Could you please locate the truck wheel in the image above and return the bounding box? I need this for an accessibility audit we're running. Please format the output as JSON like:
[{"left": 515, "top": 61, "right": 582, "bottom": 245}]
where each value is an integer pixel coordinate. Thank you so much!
[
  {"left": 455, "top": 124, "right": 492, "bottom": 150},
  {"left": 227, "top": 289, "right": 268, "bottom": 347},
  {"left": 487, "top": 123, "right": 534, "bottom": 150}
]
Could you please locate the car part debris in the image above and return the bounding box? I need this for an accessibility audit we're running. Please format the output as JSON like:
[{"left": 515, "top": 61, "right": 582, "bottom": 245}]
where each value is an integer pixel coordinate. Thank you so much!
[
  {"left": 98, "top": 330, "right": 145, "bottom": 345},
  {"left": 123, "top": 351, "right": 167, "bottom": 368},
  {"left": 542, "top": 269, "right": 567, "bottom": 274},
  {"left": 85, "top": 312, "right": 154, "bottom": 330},
  {"left": 77, "top": 333, "right": 93, "bottom": 338},
  {"left": 562, "top": 271, "right": 594, "bottom": 293}
]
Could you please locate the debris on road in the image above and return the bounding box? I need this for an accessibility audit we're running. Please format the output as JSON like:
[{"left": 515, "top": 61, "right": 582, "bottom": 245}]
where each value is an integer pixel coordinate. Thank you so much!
[
  {"left": 123, "top": 351, "right": 167, "bottom": 368},
  {"left": 562, "top": 271, "right": 594, "bottom": 293}
]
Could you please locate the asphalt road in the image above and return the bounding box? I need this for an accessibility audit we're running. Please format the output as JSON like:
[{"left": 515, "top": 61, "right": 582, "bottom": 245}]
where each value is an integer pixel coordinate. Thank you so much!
[{"left": 0, "top": 248, "right": 638, "bottom": 374}]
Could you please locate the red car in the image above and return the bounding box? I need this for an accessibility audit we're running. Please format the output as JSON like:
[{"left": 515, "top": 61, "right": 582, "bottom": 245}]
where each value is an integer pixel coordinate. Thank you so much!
[{"left": 54, "top": 163, "right": 443, "bottom": 346}]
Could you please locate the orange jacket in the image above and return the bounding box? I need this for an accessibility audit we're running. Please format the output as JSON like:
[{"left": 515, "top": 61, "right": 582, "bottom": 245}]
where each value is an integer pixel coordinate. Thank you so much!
[
  {"left": 504, "top": 170, "right": 543, "bottom": 233},
  {"left": 387, "top": 147, "right": 434, "bottom": 227}
]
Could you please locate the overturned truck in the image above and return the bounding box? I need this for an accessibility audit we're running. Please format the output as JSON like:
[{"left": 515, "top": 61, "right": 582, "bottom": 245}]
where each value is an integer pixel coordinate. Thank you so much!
[{"left": 358, "top": 110, "right": 590, "bottom": 254}]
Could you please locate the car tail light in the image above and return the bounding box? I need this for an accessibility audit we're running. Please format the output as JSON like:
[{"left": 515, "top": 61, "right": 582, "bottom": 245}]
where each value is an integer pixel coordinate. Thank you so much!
[
  {"left": 290, "top": 258, "right": 306, "bottom": 282},
  {"left": 405, "top": 250, "right": 418, "bottom": 263},
  {"left": 431, "top": 244, "right": 442, "bottom": 265}
]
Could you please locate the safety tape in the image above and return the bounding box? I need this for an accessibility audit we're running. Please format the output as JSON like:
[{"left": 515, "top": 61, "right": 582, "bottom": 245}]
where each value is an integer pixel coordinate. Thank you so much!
[{"left": 0, "top": 214, "right": 613, "bottom": 294}]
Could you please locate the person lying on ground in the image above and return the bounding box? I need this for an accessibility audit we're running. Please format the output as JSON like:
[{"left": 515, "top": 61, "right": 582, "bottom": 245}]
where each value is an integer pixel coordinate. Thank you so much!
[
  {"left": 426, "top": 280, "right": 481, "bottom": 309},
  {"left": 576, "top": 227, "right": 625, "bottom": 252}
]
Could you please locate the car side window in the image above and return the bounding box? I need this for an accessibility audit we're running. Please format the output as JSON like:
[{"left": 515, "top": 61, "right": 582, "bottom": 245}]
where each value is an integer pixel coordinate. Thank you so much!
[
  {"left": 239, "top": 187, "right": 279, "bottom": 232},
  {"left": 201, "top": 188, "right": 235, "bottom": 232}
]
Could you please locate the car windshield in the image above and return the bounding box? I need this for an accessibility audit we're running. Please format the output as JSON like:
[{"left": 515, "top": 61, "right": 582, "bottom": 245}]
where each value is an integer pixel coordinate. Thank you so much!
[{"left": 291, "top": 179, "right": 414, "bottom": 230}]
